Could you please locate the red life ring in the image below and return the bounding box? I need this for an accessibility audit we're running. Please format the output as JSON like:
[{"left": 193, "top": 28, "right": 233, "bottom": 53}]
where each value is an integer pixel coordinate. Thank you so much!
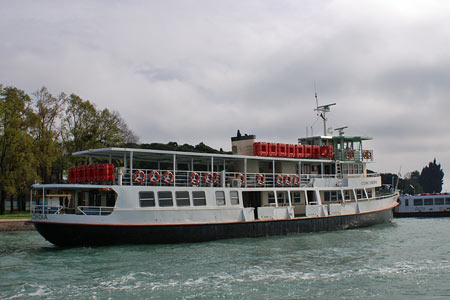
[
  {"left": 204, "top": 172, "right": 213, "bottom": 184},
  {"left": 256, "top": 174, "right": 265, "bottom": 185},
  {"left": 293, "top": 175, "right": 300, "bottom": 186},
  {"left": 134, "top": 170, "right": 146, "bottom": 184},
  {"left": 366, "top": 151, "right": 372, "bottom": 159},
  {"left": 163, "top": 171, "right": 174, "bottom": 184},
  {"left": 276, "top": 174, "right": 283, "bottom": 186},
  {"left": 345, "top": 151, "right": 354, "bottom": 160},
  {"left": 190, "top": 172, "right": 200, "bottom": 185},
  {"left": 149, "top": 170, "right": 160, "bottom": 183},
  {"left": 213, "top": 173, "right": 221, "bottom": 185},
  {"left": 236, "top": 173, "right": 245, "bottom": 185},
  {"left": 284, "top": 175, "right": 292, "bottom": 185}
]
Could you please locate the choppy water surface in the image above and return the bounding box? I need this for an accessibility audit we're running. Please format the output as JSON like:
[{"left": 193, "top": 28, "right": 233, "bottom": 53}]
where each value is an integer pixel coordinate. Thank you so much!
[{"left": 1, "top": 218, "right": 450, "bottom": 300}]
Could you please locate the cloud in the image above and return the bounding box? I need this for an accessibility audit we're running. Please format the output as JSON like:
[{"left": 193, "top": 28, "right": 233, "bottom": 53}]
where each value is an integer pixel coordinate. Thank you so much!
[{"left": 1, "top": 0, "right": 450, "bottom": 189}]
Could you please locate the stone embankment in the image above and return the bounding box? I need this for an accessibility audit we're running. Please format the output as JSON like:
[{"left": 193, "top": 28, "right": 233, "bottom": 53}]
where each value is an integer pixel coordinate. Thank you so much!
[{"left": 0, "top": 219, "right": 34, "bottom": 232}]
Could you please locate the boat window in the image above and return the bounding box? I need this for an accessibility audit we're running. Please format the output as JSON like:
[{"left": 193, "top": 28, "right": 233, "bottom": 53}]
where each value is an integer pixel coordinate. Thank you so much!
[
  {"left": 356, "top": 189, "right": 364, "bottom": 199},
  {"left": 358, "top": 164, "right": 363, "bottom": 174},
  {"left": 446, "top": 198, "right": 450, "bottom": 205},
  {"left": 230, "top": 191, "right": 239, "bottom": 205},
  {"left": 344, "top": 190, "right": 352, "bottom": 200},
  {"left": 158, "top": 191, "right": 173, "bottom": 207},
  {"left": 405, "top": 199, "right": 409, "bottom": 206},
  {"left": 434, "top": 198, "right": 444, "bottom": 205},
  {"left": 139, "top": 191, "right": 155, "bottom": 207},
  {"left": 324, "top": 192, "right": 331, "bottom": 202},
  {"left": 193, "top": 191, "right": 206, "bottom": 206},
  {"left": 277, "top": 192, "right": 285, "bottom": 204},
  {"left": 424, "top": 198, "right": 433, "bottom": 206},
  {"left": 216, "top": 191, "right": 226, "bottom": 206},
  {"left": 366, "top": 189, "right": 373, "bottom": 199},
  {"left": 175, "top": 191, "right": 190, "bottom": 207},
  {"left": 268, "top": 192, "right": 275, "bottom": 205},
  {"left": 292, "top": 192, "right": 301, "bottom": 203},
  {"left": 414, "top": 199, "right": 423, "bottom": 206}
]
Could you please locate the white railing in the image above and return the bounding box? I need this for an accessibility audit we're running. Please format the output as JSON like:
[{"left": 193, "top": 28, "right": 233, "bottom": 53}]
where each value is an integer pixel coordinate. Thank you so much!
[
  {"left": 32, "top": 205, "right": 64, "bottom": 215},
  {"left": 77, "top": 206, "right": 114, "bottom": 216},
  {"left": 118, "top": 168, "right": 378, "bottom": 188}
]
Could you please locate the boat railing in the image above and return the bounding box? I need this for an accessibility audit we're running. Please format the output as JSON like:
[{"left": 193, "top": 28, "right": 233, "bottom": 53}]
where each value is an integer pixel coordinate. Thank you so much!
[
  {"left": 119, "top": 168, "right": 371, "bottom": 188},
  {"left": 77, "top": 206, "right": 114, "bottom": 216},
  {"left": 32, "top": 205, "right": 64, "bottom": 215}
]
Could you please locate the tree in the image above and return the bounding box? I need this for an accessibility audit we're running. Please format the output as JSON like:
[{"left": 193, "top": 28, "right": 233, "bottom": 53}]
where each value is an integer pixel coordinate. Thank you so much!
[
  {"left": 32, "top": 87, "right": 64, "bottom": 183},
  {"left": 0, "top": 85, "right": 38, "bottom": 214},
  {"left": 419, "top": 159, "right": 444, "bottom": 193}
]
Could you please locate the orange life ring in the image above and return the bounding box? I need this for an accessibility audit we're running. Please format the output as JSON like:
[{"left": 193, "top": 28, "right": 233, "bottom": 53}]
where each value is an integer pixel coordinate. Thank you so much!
[
  {"left": 134, "top": 170, "right": 146, "bottom": 184},
  {"left": 284, "top": 175, "right": 292, "bottom": 185},
  {"left": 204, "top": 172, "right": 213, "bottom": 184},
  {"left": 149, "top": 170, "right": 160, "bottom": 183},
  {"left": 276, "top": 174, "right": 283, "bottom": 186},
  {"left": 163, "top": 171, "right": 174, "bottom": 184},
  {"left": 236, "top": 173, "right": 245, "bottom": 185},
  {"left": 213, "top": 173, "right": 221, "bottom": 185},
  {"left": 256, "top": 174, "right": 265, "bottom": 185},
  {"left": 293, "top": 174, "right": 300, "bottom": 186},
  {"left": 190, "top": 172, "right": 200, "bottom": 185}
]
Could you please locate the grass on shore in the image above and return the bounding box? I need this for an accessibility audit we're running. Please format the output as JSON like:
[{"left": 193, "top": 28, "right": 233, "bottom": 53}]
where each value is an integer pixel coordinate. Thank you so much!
[{"left": 0, "top": 212, "right": 31, "bottom": 219}]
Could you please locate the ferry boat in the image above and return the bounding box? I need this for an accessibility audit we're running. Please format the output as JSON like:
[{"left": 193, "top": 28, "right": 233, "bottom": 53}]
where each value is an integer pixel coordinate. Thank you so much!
[
  {"left": 395, "top": 193, "right": 450, "bottom": 217},
  {"left": 30, "top": 103, "right": 398, "bottom": 246}
]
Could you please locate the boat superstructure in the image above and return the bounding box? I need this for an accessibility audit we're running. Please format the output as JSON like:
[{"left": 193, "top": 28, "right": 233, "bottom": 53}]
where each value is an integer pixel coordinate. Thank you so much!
[{"left": 31, "top": 104, "right": 398, "bottom": 246}]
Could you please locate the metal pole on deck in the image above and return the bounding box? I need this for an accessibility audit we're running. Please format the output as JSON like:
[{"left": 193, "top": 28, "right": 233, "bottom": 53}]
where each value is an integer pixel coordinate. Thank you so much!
[
  {"left": 244, "top": 158, "right": 247, "bottom": 188},
  {"left": 130, "top": 151, "right": 133, "bottom": 186},
  {"left": 211, "top": 156, "right": 214, "bottom": 187},
  {"left": 173, "top": 154, "right": 176, "bottom": 187},
  {"left": 272, "top": 160, "right": 275, "bottom": 188}
]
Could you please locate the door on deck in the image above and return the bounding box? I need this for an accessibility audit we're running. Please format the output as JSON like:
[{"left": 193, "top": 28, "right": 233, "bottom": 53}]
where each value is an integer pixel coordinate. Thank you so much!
[{"left": 242, "top": 191, "right": 261, "bottom": 219}]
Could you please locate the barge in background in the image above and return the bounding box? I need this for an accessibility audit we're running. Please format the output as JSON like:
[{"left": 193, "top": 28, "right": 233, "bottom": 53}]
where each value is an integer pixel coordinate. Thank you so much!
[
  {"left": 30, "top": 103, "right": 398, "bottom": 246},
  {"left": 395, "top": 193, "right": 450, "bottom": 217}
]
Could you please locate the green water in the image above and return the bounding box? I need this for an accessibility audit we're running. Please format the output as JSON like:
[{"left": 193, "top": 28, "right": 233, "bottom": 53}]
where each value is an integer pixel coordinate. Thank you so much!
[{"left": 1, "top": 218, "right": 450, "bottom": 299}]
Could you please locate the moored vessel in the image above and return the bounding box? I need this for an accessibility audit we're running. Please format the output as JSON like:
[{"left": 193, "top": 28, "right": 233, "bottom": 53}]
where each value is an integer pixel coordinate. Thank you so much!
[
  {"left": 30, "top": 102, "right": 398, "bottom": 246},
  {"left": 395, "top": 193, "right": 450, "bottom": 217}
]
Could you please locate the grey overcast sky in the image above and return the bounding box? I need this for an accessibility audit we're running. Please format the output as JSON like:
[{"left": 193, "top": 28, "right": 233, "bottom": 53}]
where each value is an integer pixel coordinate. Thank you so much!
[{"left": 1, "top": 0, "right": 450, "bottom": 190}]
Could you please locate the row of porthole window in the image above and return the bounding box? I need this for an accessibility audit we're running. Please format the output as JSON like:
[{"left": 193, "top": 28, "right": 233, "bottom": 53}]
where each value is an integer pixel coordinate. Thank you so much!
[
  {"left": 408, "top": 198, "right": 450, "bottom": 206},
  {"left": 139, "top": 191, "right": 240, "bottom": 208}
]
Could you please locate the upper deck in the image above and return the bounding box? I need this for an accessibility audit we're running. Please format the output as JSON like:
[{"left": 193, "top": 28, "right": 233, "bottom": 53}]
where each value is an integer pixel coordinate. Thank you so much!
[{"left": 68, "top": 138, "right": 379, "bottom": 189}]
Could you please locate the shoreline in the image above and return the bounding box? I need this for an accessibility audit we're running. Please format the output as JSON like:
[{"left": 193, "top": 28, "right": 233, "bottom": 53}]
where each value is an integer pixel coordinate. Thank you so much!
[{"left": 0, "top": 219, "right": 34, "bottom": 232}]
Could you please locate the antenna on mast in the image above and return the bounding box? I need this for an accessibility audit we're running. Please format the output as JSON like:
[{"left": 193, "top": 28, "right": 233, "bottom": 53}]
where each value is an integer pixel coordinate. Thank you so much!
[{"left": 313, "top": 90, "right": 336, "bottom": 136}]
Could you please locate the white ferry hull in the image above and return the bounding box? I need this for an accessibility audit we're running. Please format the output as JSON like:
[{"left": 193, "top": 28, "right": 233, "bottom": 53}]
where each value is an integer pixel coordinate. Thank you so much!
[{"left": 33, "top": 202, "right": 397, "bottom": 247}]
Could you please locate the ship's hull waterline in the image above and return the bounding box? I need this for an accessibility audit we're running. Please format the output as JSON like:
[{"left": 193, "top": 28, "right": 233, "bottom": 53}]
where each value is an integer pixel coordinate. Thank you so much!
[{"left": 34, "top": 204, "right": 396, "bottom": 247}]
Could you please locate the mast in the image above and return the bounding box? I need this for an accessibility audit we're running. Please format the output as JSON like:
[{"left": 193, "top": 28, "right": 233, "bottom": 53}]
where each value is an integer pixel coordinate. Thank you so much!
[{"left": 314, "top": 93, "right": 336, "bottom": 136}]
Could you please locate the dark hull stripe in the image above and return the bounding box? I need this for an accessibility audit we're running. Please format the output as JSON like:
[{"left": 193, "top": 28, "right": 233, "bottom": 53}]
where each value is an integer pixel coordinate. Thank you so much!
[
  {"left": 34, "top": 207, "right": 395, "bottom": 247},
  {"left": 394, "top": 211, "right": 450, "bottom": 218}
]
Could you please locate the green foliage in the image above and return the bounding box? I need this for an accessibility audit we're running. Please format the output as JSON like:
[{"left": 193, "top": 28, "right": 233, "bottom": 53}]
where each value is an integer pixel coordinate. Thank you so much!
[
  {"left": 0, "top": 83, "right": 139, "bottom": 213},
  {"left": 0, "top": 85, "right": 38, "bottom": 213},
  {"left": 419, "top": 159, "right": 444, "bottom": 193}
]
